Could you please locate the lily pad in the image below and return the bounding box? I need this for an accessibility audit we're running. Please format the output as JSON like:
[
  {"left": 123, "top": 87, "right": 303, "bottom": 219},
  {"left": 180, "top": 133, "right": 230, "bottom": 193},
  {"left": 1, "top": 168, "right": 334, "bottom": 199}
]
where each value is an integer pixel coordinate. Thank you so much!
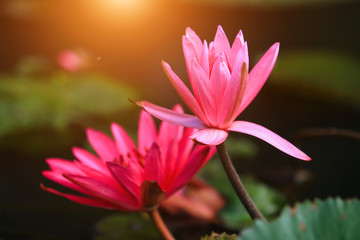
[
  {"left": 0, "top": 71, "right": 136, "bottom": 137},
  {"left": 94, "top": 213, "right": 160, "bottom": 240},
  {"left": 271, "top": 50, "right": 360, "bottom": 106},
  {"left": 202, "top": 232, "right": 237, "bottom": 240},
  {"left": 238, "top": 197, "right": 360, "bottom": 240}
]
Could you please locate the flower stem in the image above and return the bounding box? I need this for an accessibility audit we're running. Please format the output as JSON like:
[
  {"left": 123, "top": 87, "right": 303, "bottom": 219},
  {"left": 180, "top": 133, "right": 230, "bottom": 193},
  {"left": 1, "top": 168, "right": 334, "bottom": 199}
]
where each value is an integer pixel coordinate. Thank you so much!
[
  {"left": 216, "top": 142, "right": 267, "bottom": 223},
  {"left": 149, "top": 209, "right": 175, "bottom": 240}
]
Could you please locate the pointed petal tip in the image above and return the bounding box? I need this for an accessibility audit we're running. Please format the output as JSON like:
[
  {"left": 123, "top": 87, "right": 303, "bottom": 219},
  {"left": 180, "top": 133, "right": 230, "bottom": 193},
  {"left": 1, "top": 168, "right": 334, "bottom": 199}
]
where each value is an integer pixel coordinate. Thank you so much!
[
  {"left": 110, "top": 122, "right": 121, "bottom": 131},
  {"left": 72, "top": 146, "right": 80, "bottom": 153},
  {"left": 161, "top": 60, "right": 167, "bottom": 66},
  {"left": 272, "top": 42, "right": 280, "bottom": 53},
  {"left": 44, "top": 158, "right": 53, "bottom": 164},
  {"left": 85, "top": 127, "right": 96, "bottom": 137},
  {"left": 134, "top": 100, "right": 145, "bottom": 108},
  {"left": 161, "top": 61, "right": 172, "bottom": 72},
  {"left": 229, "top": 121, "right": 311, "bottom": 161},
  {"left": 128, "top": 98, "right": 136, "bottom": 104},
  {"left": 300, "top": 154, "right": 312, "bottom": 161},
  {"left": 40, "top": 183, "right": 48, "bottom": 191},
  {"left": 185, "top": 27, "right": 194, "bottom": 34},
  {"left": 130, "top": 98, "right": 147, "bottom": 111}
]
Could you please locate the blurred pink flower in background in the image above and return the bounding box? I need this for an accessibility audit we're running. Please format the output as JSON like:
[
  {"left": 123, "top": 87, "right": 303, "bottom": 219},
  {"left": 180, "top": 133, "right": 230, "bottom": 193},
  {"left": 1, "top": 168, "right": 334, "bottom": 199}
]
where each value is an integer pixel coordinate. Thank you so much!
[
  {"left": 42, "top": 106, "right": 215, "bottom": 211},
  {"left": 137, "top": 26, "right": 310, "bottom": 161},
  {"left": 162, "top": 178, "right": 225, "bottom": 222},
  {"left": 57, "top": 49, "right": 87, "bottom": 72}
]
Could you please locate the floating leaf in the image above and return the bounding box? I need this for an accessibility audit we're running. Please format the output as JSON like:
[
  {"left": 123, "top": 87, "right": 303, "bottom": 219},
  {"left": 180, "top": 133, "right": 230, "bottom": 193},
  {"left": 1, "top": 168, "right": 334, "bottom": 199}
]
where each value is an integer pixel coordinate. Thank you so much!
[
  {"left": 0, "top": 71, "right": 137, "bottom": 137},
  {"left": 202, "top": 232, "right": 237, "bottom": 240},
  {"left": 271, "top": 50, "right": 360, "bottom": 106},
  {"left": 94, "top": 213, "right": 160, "bottom": 240},
  {"left": 238, "top": 198, "right": 360, "bottom": 240}
]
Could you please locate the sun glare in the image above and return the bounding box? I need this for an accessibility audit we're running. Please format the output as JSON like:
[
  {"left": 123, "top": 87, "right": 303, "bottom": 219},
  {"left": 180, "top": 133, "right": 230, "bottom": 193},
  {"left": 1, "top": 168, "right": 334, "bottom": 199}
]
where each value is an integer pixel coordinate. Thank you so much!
[
  {"left": 107, "top": 0, "right": 135, "bottom": 7},
  {"left": 95, "top": 0, "right": 149, "bottom": 18}
]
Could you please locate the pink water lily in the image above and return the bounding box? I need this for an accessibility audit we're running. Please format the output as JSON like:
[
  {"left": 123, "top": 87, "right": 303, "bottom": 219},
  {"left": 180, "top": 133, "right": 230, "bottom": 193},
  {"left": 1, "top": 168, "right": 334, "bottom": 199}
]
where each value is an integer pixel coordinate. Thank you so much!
[
  {"left": 42, "top": 105, "right": 215, "bottom": 211},
  {"left": 137, "top": 25, "right": 310, "bottom": 161}
]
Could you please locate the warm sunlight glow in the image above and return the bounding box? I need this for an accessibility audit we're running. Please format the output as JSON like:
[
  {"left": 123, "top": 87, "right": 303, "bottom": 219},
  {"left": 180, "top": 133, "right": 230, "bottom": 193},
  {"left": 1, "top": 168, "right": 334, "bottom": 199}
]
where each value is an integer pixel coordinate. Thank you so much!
[
  {"left": 94, "top": 0, "right": 150, "bottom": 19},
  {"left": 104, "top": 0, "right": 138, "bottom": 9}
]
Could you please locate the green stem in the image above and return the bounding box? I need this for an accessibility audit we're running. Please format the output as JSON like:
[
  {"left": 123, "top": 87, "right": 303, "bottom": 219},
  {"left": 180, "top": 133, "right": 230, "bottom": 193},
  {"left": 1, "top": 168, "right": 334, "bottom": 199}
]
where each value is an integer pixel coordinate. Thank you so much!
[
  {"left": 149, "top": 209, "right": 175, "bottom": 240},
  {"left": 216, "top": 142, "right": 267, "bottom": 223}
]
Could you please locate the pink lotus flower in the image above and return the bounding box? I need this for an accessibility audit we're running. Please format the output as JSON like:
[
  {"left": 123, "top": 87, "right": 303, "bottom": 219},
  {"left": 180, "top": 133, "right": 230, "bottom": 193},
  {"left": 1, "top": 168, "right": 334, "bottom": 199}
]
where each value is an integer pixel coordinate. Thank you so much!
[
  {"left": 42, "top": 105, "right": 215, "bottom": 211},
  {"left": 137, "top": 26, "right": 310, "bottom": 161}
]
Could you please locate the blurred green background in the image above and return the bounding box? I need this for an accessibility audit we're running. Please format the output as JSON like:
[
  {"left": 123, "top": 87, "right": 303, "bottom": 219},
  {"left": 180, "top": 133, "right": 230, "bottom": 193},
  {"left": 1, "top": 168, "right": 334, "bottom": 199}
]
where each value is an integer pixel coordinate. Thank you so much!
[{"left": 0, "top": 0, "right": 359, "bottom": 239}]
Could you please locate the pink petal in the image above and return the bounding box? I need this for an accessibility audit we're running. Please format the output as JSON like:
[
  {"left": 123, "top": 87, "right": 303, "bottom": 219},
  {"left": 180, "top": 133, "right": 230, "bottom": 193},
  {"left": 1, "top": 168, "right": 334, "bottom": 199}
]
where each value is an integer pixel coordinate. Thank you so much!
[
  {"left": 41, "top": 184, "right": 123, "bottom": 210},
  {"left": 64, "top": 174, "right": 138, "bottom": 209},
  {"left": 182, "top": 35, "right": 201, "bottom": 96},
  {"left": 182, "top": 29, "right": 203, "bottom": 84},
  {"left": 190, "top": 128, "right": 228, "bottom": 145},
  {"left": 72, "top": 147, "right": 108, "bottom": 174},
  {"left": 72, "top": 161, "right": 109, "bottom": 178},
  {"left": 86, "top": 128, "right": 118, "bottom": 162},
  {"left": 136, "top": 101, "right": 206, "bottom": 129},
  {"left": 185, "top": 27, "right": 203, "bottom": 55},
  {"left": 183, "top": 29, "right": 202, "bottom": 65},
  {"left": 42, "top": 170, "right": 89, "bottom": 195},
  {"left": 160, "top": 139, "right": 179, "bottom": 189},
  {"left": 213, "top": 25, "right": 231, "bottom": 59},
  {"left": 200, "top": 40, "right": 210, "bottom": 76},
  {"left": 138, "top": 110, "right": 157, "bottom": 155},
  {"left": 238, "top": 42, "right": 280, "bottom": 114},
  {"left": 167, "top": 146, "right": 212, "bottom": 195},
  {"left": 220, "top": 62, "right": 248, "bottom": 127},
  {"left": 144, "top": 143, "right": 164, "bottom": 188},
  {"left": 233, "top": 29, "right": 245, "bottom": 46},
  {"left": 156, "top": 105, "right": 184, "bottom": 181},
  {"left": 210, "top": 54, "right": 230, "bottom": 98},
  {"left": 162, "top": 61, "right": 208, "bottom": 124},
  {"left": 191, "top": 59, "right": 217, "bottom": 126},
  {"left": 229, "top": 41, "right": 249, "bottom": 72},
  {"left": 169, "top": 127, "right": 196, "bottom": 178},
  {"left": 228, "top": 31, "right": 246, "bottom": 70},
  {"left": 72, "top": 161, "right": 119, "bottom": 187},
  {"left": 111, "top": 123, "right": 137, "bottom": 166},
  {"left": 210, "top": 54, "right": 230, "bottom": 125},
  {"left": 107, "top": 162, "right": 141, "bottom": 203},
  {"left": 46, "top": 158, "right": 83, "bottom": 175},
  {"left": 228, "top": 121, "right": 311, "bottom": 161},
  {"left": 157, "top": 104, "right": 184, "bottom": 153}
]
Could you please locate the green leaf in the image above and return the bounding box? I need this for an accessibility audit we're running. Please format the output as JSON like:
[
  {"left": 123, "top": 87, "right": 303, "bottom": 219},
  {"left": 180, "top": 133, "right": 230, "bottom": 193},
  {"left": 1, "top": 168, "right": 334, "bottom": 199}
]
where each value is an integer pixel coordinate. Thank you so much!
[
  {"left": 202, "top": 232, "right": 237, "bottom": 240},
  {"left": 271, "top": 50, "right": 360, "bottom": 106},
  {"left": 0, "top": 71, "right": 137, "bottom": 137},
  {"left": 198, "top": 154, "right": 286, "bottom": 229},
  {"left": 94, "top": 213, "right": 160, "bottom": 240},
  {"left": 220, "top": 176, "right": 285, "bottom": 229},
  {"left": 238, "top": 198, "right": 360, "bottom": 240}
]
